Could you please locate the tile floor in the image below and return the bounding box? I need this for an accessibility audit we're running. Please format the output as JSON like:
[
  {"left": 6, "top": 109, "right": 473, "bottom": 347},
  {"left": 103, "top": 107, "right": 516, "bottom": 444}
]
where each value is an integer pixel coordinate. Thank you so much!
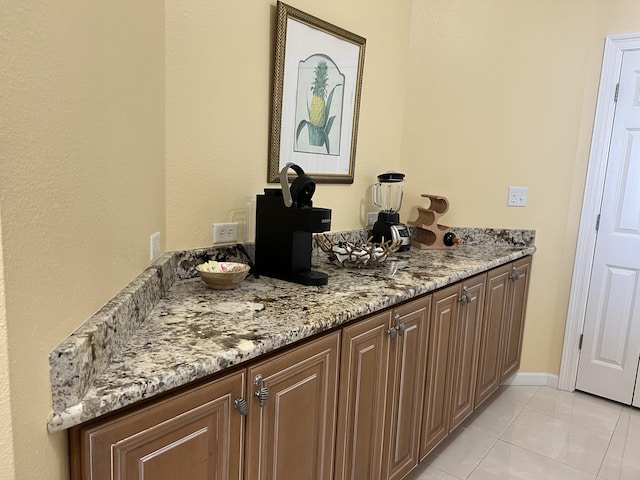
[{"left": 406, "top": 385, "right": 640, "bottom": 480}]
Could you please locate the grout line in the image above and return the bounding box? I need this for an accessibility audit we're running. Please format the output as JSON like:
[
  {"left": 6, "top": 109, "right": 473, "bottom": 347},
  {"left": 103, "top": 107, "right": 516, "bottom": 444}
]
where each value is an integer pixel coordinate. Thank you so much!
[
  {"left": 463, "top": 435, "right": 500, "bottom": 480},
  {"left": 419, "top": 385, "right": 633, "bottom": 479},
  {"left": 501, "top": 386, "right": 615, "bottom": 477},
  {"left": 595, "top": 408, "right": 626, "bottom": 479},
  {"left": 465, "top": 385, "right": 541, "bottom": 478}
]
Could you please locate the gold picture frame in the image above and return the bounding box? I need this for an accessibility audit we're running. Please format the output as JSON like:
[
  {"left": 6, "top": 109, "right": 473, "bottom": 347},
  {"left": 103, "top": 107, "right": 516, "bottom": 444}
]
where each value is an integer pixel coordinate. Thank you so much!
[{"left": 268, "top": 2, "right": 366, "bottom": 184}]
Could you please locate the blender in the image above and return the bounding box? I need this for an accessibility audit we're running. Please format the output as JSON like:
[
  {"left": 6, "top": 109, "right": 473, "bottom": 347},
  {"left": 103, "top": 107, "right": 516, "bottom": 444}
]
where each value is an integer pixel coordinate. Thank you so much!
[{"left": 371, "top": 172, "right": 411, "bottom": 251}]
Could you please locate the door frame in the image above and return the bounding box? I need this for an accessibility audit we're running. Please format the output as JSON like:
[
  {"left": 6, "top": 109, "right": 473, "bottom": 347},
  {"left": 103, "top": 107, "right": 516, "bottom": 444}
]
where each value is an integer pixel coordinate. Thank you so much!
[{"left": 559, "top": 33, "right": 640, "bottom": 391}]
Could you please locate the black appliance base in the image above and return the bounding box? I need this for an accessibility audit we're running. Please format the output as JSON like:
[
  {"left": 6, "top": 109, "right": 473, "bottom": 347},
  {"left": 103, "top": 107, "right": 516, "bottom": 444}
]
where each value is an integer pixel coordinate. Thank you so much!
[{"left": 263, "top": 269, "right": 328, "bottom": 286}]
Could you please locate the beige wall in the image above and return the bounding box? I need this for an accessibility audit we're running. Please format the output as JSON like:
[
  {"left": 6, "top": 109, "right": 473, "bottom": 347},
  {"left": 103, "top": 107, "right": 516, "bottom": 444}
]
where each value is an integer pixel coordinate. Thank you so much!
[
  {"left": 403, "top": 0, "right": 597, "bottom": 375},
  {"left": 402, "top": 0, "right": 640, "bottom": 374},
  {"left": 1, "top": 0, "right": 640, "bottom": 478},
  {"left": 0, "top": 1, "right": 165, "bottom": 479},
  {"left": 165, "top": 0, "right": 414, "bottom": 249}
]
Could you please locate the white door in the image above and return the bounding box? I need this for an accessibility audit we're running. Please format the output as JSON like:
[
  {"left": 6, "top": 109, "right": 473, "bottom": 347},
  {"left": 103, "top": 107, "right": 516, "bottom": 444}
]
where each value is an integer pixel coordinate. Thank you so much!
[{"left": 575, "top": 49, "right": 640, "bottom": 405}]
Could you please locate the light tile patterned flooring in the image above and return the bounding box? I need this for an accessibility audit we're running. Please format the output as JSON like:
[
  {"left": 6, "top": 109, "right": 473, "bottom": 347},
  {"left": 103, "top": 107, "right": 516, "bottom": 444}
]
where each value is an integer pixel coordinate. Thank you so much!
[{"left": 406, "top": 385, "right": 640, "bottom": 480}]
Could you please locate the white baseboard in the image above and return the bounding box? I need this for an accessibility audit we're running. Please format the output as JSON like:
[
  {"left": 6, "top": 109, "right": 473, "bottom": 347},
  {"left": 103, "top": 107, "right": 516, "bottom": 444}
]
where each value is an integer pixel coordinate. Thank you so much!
[{"left": 503, "top": 372, "right": 559, "bottom": 388}]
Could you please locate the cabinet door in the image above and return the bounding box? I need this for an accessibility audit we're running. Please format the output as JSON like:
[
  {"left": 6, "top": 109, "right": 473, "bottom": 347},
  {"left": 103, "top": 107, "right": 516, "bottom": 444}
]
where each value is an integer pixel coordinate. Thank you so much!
[
  {"left": 449, "top": 274, "right": 485, "bottom": 431},
  {"left": 475, "top": 264, "right": 510, "bottom": 408},
  {"left": 420, "top": 284, "right": 457, "bottom": 459},
  {"left": 500, "top": 257, "right": 532, "bottom": 382},
  {"left": 334, "top": 311, "right": 391, "bottom": 480},
  {"left": 74, "top": 371, "right": 245, "bottom": 480},
  {"left": 384, "top": 296, "right": 431, "bottom": 480},
  {"left": 245, "top": 331, "right": 340, "bottom": 480}
]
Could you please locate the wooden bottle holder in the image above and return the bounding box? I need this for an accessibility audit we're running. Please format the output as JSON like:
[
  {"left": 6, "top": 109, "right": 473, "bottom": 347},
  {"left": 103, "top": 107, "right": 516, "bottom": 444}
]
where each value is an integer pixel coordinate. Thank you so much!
[{"left": 408, "top": 194, "right": 453, "bottom": 249}]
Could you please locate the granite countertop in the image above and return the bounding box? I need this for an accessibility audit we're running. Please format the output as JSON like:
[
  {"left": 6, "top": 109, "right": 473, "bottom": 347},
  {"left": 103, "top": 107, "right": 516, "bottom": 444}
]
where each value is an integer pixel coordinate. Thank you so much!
[{"left": 48, "top": 228, "right": 535, "bottom": 432}]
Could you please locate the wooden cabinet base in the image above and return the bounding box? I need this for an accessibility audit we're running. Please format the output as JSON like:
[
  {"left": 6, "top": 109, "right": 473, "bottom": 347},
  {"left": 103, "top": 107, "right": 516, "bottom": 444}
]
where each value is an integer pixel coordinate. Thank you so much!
[
  {"left": 245, "top": 332, "right": 340, "bottom": 480},
  {"left": 384, "top": 297, "right": 431, "bottom": 480},
  {"left": 420, "top": 274, "right": 485, "bottom": 459},
  {"left": 335, "top": 296, "right": 431, "bottom": 480},
  {"left": 476, "top": 256, "right": 532, "bottom": 408},
  {"left": 70, "top": 257, "right": 532, "bottom": 480},
  {"left": 71, "top": 371, "right": 245, "bottom": 480},
  {"left": 334, "top": 311, "right": 392, "bottom": 480}
]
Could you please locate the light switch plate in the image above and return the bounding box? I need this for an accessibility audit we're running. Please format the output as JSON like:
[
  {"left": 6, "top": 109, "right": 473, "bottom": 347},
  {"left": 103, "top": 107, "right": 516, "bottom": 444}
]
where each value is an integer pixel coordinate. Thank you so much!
[
  {"left": 150, "top": 232, "right": 161, "bottom": 260},
  {"left": 507, "top": 187, "right": 528, "bottom": 207}
]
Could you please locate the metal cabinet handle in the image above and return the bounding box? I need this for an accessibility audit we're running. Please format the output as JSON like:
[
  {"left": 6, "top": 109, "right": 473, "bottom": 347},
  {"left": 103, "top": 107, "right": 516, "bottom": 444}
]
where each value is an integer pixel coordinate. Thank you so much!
[
  {"left": 255, "top": 388, "right": 269, "bottom": 407},
  {"left": 253, "top": 374, "right": 269, "bottom": 408},
  {"left": 391, "top": 313, "right": 405, "bottom": 336},
  {"left": 234, "top": 398, "right": 248, "bottom": 416},
  {"left": 459, "top": 286, "right": 471, "bottom": 305},
  {"left": 387, "top": 327, "right": 397, "bottom": 339},
  {"left": 458, "top": 286, "right": 473, "bottom": 305},
  {"left": 510, "top": 268, "right": 522, "bottom": 281},
  {"left": 397, "top": 323, "right": 406, "bottom": 336}
]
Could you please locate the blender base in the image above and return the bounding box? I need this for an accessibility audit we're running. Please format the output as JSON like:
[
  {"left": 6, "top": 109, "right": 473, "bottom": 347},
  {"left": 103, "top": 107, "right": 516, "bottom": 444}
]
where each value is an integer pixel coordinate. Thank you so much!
[{"left": 372, "top": 213, "right": 411, "bottom": 251}]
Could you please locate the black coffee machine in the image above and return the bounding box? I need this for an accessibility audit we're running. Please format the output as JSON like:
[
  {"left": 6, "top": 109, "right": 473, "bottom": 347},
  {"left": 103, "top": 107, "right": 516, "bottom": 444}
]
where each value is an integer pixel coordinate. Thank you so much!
[{"left": 255, "top": 163, "right": 332, "bottom": 286}]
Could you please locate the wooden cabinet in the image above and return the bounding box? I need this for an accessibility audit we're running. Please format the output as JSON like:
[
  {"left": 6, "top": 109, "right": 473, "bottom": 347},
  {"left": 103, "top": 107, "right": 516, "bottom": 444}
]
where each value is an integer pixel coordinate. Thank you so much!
[
  {"left": 420, "top": 283, "right": 456, "bottom": 457},
  {"left": 475, "top": 256, "right": 532, "bottom": 407},
  {"left": 71, "top": 332, "right": 340, "bottom": 480},
  {"left": 71, "top": 257, "right": 532, "bottom": 480},
  {"left": 448, "top": 274, "right": 485, "bottom": 430},
  {"left": 383, "top": 297, "right": 431, "bottom": 480},
  {"left": 475, "top": 264, "right": 510, "bottom": 406},
  {"left": 334, "top": 310, "right": 392, "bottom": 480},
  {"left": 420, "top": 274, "right": 485, "bottom": 458},
  {"left": 500, "top": 257, "right": 531, "bottom": 382},
  {"left": 334, "top": 296, "right": 431, "bottom": 480},
  {"left": 71, "top": 370, "right": 246, "bottom": 480},
  {"left": 245, "top": 331, "right": 340, "bottom": 480}
]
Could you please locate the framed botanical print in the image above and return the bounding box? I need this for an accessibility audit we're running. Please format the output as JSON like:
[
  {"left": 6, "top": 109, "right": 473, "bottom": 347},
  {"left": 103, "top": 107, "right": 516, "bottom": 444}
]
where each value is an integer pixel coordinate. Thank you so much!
[{"left": 268, "top": 2, "right": 366, "bottom": 184}]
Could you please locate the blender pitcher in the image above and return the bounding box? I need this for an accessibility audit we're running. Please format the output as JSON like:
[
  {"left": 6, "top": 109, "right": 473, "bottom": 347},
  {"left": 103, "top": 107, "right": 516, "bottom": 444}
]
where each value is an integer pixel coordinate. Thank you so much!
[{"left": 372, "top": 172, "right": 405, "bottom": 213}]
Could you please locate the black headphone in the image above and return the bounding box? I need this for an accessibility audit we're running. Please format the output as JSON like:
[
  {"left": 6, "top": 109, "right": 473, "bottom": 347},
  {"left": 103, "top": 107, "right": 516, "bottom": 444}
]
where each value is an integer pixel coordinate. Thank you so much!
[{"left": 280, "top": 163, "right": 316, "bottom": 207}]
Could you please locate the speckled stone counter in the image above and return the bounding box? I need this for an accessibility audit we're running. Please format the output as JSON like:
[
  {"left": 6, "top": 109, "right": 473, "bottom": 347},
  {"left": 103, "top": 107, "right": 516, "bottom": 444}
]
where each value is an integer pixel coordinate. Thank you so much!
[{"left": 48, "top": 228, "right": 535, "bottom": 432}]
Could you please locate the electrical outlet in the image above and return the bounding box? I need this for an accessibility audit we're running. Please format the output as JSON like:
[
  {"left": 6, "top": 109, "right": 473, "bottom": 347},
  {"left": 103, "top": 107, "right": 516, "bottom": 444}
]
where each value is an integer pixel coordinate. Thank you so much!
[
  {"left": 507, "top": 187, "right": 528, "bottom": 207},
  {"left": 150, "top": 232, "right": 161, "bottom": 260},
  {"left": 367, "top": 212, "right": 378, "bottom": 227},
  {"left": 213, "top": 222, "right": 239, "bottom": 244}
]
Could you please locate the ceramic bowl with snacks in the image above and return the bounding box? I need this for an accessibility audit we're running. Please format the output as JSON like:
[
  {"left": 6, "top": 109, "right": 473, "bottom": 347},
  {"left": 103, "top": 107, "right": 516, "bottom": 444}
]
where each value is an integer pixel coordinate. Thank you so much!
[{"left": 196, "top": 261, "right": 250, "bottom": 290}]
